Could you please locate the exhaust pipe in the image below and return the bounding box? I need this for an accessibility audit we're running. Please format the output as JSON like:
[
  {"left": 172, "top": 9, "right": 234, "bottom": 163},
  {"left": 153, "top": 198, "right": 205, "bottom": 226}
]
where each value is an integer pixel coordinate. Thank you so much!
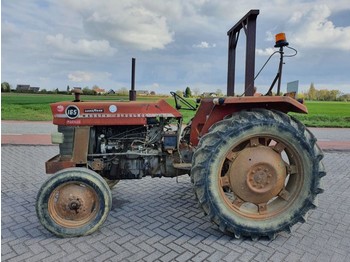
[{"left": 129, "top": 57, "right": 137, "bottom": 101}]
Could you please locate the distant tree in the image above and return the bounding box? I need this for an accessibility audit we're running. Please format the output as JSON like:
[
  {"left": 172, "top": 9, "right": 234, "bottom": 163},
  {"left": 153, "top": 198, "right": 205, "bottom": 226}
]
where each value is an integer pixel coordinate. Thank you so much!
[
  {"left": 1, "top": 82, "right": 11, "bottom": 92},
  {"left": 92, "top": 85, "right": 100, "bottom": 95},
  {"left": 192, "top": 88, "right": 201, "bottom": 97},
  {"left": 216, "top": 89, "right": 223, "bottom": 96},
  {"left": 329, "top": 89, "right": 340, "bottom": 101},
  {"left": 304, "top": 85, "right": 345, "bottom": 101},
  {"left": 316, "top": 89, "right": 322, "bottom": 100},
  {"left": 175, "top": 90, "right": 183, "bottom": 97},
  {"left": 117, "top": 87, "right": 128, "bottom": 95},
  {"left": 40, "top": 89, "right": 47, "bottom": 94},
  {"left": 82, "top": 87, "right": 96, "bottom": 95},
  {"left": 150, "top": 91, "right": 156, "bottom": 95},
  {"left": 307, "top": 83, "right": 317, "bottom": 100},
  {"left": 185, "top": 87, "right": 192, "bottom": 98},
  {"left": 339, "top": 93, "right": 350, "bottom": 101},
  {"left": 66, "top": 85, "right": 70, "bottom": 93},
  {"left": 317, "top": 89, "right": 328, "bottom": 101},
  {"left": 297, "top": 92, "right": 305, "bottom": 99}
]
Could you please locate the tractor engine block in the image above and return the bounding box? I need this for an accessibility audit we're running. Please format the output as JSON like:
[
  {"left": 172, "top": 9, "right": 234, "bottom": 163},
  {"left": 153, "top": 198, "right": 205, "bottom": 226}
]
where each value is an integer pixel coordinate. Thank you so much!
[
  {"left": 84, "top": 122, "right": 180, "bottom": 180},
  {"left": 91, "top": 124, "right": 163, "bottom": 179}
]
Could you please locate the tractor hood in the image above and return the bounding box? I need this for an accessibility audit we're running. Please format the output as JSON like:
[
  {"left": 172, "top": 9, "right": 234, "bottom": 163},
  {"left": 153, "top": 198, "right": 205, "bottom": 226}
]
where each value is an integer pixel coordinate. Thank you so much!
[{"left": 50, "top": 99, "right": 182, "bottom": 126}]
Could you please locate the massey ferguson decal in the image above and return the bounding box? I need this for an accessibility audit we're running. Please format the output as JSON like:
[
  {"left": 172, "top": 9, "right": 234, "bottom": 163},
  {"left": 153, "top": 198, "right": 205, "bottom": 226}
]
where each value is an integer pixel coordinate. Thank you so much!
[
  {"left": 65, "top": 105, "right": 80, "bottom": 119},
  {"left": 56, "top": 105, "right": 64, "bottom": 113}
]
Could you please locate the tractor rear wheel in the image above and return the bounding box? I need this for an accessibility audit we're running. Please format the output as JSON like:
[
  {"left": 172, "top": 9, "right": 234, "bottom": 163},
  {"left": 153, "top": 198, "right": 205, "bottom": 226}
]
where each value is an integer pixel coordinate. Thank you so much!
[
  {"left": 191, "top": 109, "right": 325, "bottom": 239},
  {"left": 36, "top": 167, "right": 112, "bottom": 237}
]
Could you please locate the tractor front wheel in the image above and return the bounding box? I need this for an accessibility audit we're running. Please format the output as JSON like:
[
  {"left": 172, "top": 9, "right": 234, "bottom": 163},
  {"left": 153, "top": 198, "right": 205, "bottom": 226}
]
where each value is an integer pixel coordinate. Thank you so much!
[
  {"left": 36, "top": 167, "right": 112, "bottom": 237},
  {"left": 191, "top": 109, "right": 325, "bottom": 239}
]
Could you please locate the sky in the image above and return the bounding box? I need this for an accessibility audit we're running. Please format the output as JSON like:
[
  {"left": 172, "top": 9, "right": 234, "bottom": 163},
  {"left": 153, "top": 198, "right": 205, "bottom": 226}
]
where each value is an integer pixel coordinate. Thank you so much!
[{"left": 1, "top": 0, "right": 350, "bottom": 95}]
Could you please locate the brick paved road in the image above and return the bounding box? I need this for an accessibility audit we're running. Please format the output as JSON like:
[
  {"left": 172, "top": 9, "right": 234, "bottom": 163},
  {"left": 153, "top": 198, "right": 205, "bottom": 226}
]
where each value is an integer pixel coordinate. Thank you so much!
[{"left": 2, "top": 145, "right": 350, "bottom": 262}]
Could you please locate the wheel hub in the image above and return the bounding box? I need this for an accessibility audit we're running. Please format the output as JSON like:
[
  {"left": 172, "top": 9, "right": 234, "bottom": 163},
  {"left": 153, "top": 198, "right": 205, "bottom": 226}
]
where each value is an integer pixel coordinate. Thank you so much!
[
  {"left": 228, "top": 146, "right": 286, "bottom": 204},
  {"left": 48, "top": 183, "right": 99, "bottom": 228},
  {"left": 247, "top": 164, "right": 275, "bottom": 193},
  {"left": 68, "top": 198, "right": 82, "bottom": 212}
]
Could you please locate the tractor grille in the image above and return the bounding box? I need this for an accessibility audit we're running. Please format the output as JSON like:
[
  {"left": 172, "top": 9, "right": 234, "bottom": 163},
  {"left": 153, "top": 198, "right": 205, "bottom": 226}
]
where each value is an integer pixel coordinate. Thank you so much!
[{"left": 58, "top": 125, "right": 75, "bottom": 158}]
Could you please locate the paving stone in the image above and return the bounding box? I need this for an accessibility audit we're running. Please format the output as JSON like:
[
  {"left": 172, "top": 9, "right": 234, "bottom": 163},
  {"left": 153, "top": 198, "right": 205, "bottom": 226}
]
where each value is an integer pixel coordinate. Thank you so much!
[
  {"left": 127, "top": 250, "right": 149, "bottom": 261},
  {"left": 167, "top": 242, "right": 186, "bottom": 254},
  {"left": 25, "top": 251, "right": 51, "bottom": 262},
  {"left": 76, "top": 251, "right": 101, "bottom": 262},
  {"left": 269, "top": 251, "right": 287, "bottom": 262},
  {"left": 95, "top": 250, "right": 119, "bottom": 262},
  {"left": 175, "top": 251, "right": 195, "bottom": 262},
  {"left": 237, "top": 250, "right": 256, "bottom": 262},
  {"left": 7, "top": 251, "right": 33, "bottom": 262},
  {"left": 159, "top": 250, "right": 179, "bottom": 262},
  {"left": 143, "top": 250, "right": 164, "bottom": 262},
  {"left": 1, "top": 146, "right": 350, "bottom": 261},
  {"left": 191, "top": 250, "right": 210, "bottom": 261},
  {"left": 223, "top": 250, "right": 241, "bottom": 262},
  {"left": 1, "top": 252, "right": 17, "bottom": 261},
  {"left": 253, "top": 250, "right": 272, "bottom": 262},
  {"left": 206, "top": 250, "right": 226, "bottom": 262}
]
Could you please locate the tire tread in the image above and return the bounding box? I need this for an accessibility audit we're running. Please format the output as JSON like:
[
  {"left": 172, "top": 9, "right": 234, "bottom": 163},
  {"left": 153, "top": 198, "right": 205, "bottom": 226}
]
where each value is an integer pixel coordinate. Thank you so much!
[{"left": 191, "top": 109, "right": 326, "bottom": 239}]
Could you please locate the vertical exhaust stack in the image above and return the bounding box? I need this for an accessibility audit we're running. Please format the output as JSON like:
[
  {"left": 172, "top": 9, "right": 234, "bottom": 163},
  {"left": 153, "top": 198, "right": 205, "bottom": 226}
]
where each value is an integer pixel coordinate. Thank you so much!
[{"left": 129, "top": 57, "right": 137, "bottom": 101}]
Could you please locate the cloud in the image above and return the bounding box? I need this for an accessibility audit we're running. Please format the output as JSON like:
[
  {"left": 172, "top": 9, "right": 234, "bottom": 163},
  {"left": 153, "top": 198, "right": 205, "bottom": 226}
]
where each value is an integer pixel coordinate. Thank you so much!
[
  {"left": 290, "top": 5, "right": 350, "bottom": 51},
  {"left": 68, "top": 71, "right": 112, "bottom": 82},
  {"left": 151, "top": 83, "right": 160, "bottom": 88},
  {"left": 193, "top": 41, "right": 216, "bottom": 48},
  {"left": 256, "top": 48, "right": 276, "bottom": 56},
  {"left": 46, "top": 34, "right": 116, "bottom": 57},
  {"left": 1, "top": 21, "right": 18, "bottom": 40},
  {"left": 68, "top": 71, "right": 92, "bottom": 82},
  {"left": 2, "top": 0, "right": 350, "bottom": 95},
  {"left": 62, "top": 1, "right": 174, "bottom": 51}
]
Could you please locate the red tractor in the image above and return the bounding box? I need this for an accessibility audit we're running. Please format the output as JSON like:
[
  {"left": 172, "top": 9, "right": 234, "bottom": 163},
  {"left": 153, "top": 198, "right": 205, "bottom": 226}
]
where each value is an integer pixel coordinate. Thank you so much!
[{"left": 36, "top": 10, "right": 325, "bottom": 239}]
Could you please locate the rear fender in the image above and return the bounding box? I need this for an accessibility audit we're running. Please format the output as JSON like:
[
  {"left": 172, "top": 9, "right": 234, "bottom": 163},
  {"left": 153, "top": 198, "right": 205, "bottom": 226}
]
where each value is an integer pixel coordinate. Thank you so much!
[{"left": 190, "top": 96, "right": 307, "bottom": 146}]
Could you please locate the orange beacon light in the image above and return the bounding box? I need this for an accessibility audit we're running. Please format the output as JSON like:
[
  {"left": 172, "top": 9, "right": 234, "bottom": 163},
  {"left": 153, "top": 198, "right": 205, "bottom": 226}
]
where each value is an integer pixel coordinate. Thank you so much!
[{"left": 274, "top": 33, "right": 289, "bottom": 48}]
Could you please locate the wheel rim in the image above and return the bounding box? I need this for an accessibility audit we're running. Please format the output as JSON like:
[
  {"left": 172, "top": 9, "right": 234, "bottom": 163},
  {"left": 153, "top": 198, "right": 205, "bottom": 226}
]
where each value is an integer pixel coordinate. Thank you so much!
[
  {"left": 218, "top": 135, "right": 303, "bottom": 219},
  {"left": 48, "top": 182, "right": 99, "bottom": 228}
]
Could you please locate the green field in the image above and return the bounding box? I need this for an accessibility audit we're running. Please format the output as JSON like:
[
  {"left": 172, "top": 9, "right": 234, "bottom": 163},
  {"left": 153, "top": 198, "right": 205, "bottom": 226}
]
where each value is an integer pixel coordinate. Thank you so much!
[
  {"left": 1, "top": 93, "right": 197, "bottom": 123},
  {"left": 290, "top": 101, "right": 350, "bottom": 127},
  {"left": 2, "top": 93, "right": 350, "bottom": 127}
]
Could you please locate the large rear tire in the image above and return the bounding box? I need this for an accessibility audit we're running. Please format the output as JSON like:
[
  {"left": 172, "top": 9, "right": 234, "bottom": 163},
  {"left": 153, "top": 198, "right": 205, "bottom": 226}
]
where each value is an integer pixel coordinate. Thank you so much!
[
  {"left": 36, "top": 167, "right": 112, "bottom": 237},
  {"left": 191, "top": 109, "right": 325, "bottom": 239}
]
